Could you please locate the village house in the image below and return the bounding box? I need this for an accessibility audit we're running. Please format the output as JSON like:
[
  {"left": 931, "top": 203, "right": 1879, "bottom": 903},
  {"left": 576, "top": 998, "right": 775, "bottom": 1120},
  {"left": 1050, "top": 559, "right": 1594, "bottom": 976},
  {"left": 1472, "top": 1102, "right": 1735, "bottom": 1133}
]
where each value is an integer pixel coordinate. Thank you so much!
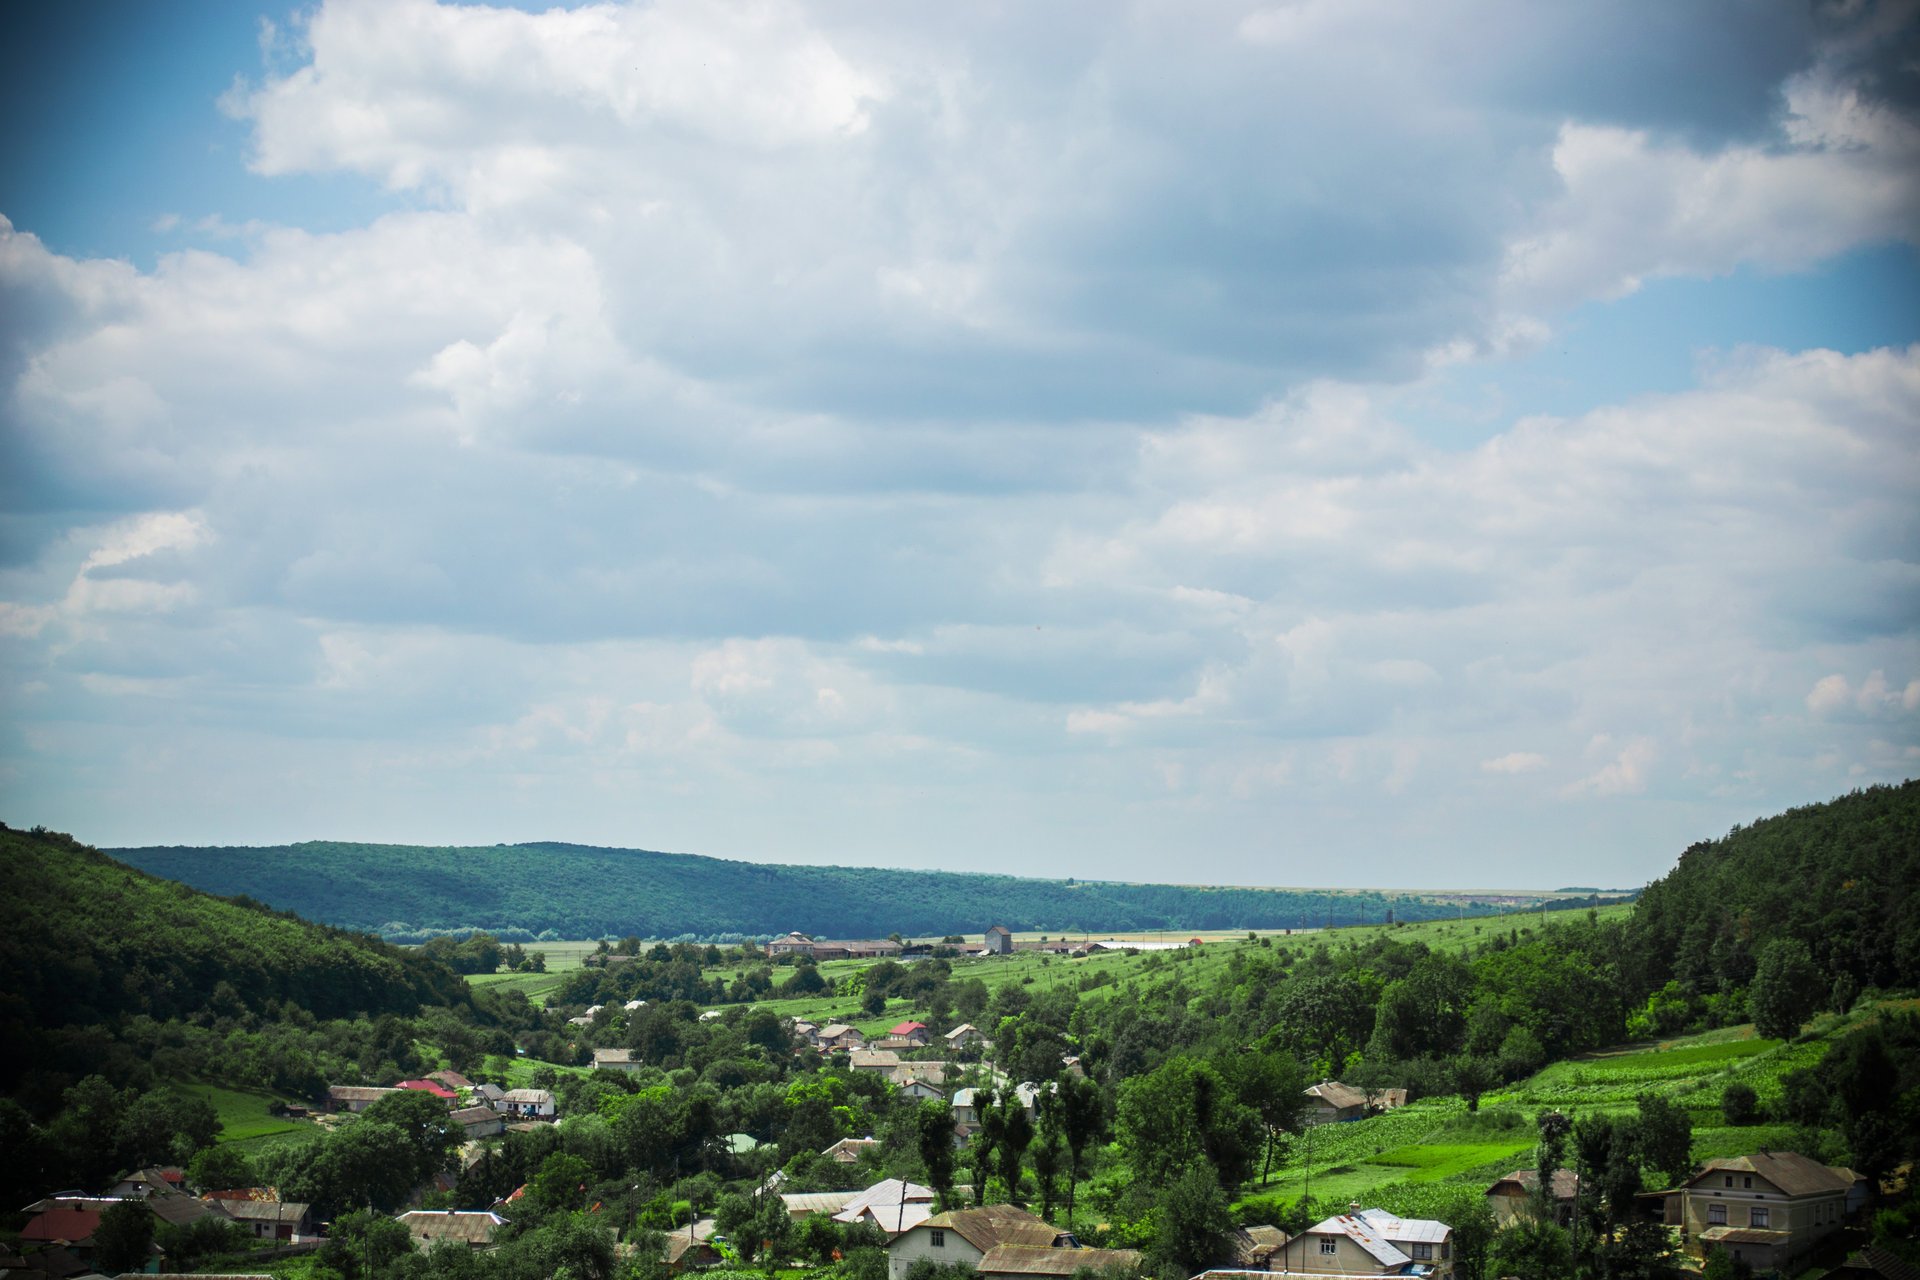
[
  {"left": 594, "top": 1048, "right": 645, "bottom": 1072},
  {"left": 791, "top": 1020, "right": 821, "bottom": 1045},
  {"left": 1229, "top": 1224, "right": 1291, "bottom": 1270},
  {"left": 663, "top": 1222, "right": 724, "bottom": 1271},
  {"left": 833, "top": 1177, "right": 937, "bottom": 1238},
  {"left": 1273, "top": 1208, "right": 1453, "bottom": 1278},
  {"left": 823, "top": 1136, "right": 881, "bottom": 1164},
  {"left": 108, "top": 1167, "right": 185, "bottom": 1199},
  {"left": 1678, "top": 1150, "right": 1864, "bottom": 1274},
  {"left": 945, "top": 1024, "right": 987, "bottom": 1051},
  {"left": 896, "top": 1077, "right": 944, "bottom": 1101},
  {"left": 426, "top": 1070, "right": 474, "bottom": 1092},
  {"left": 887, "top": 1203, "right": 1141, "bottom": 1280},
  {"left": 326, "top": 1084, "right": 400, "bottom": 1113},
  {"left": 951, "top": 1087, "right": 985, "bottom": 1138},
  {"left": 782, "top": 1191, "right": 860, "bottom": 1222},
  {"left": 397, "top": 1078, "right": 458, "bottom": 1102},
  {"left": 218, "top": 1199, "right": 314, "bottom": 1242},
  {"left": 451, "top": 1104, "right": 505, "bottom": 1139},
  {"left": 851, "top": 1048, "right": 904, "bottom": 1074},
  {"left": 496, "top": 1087, "right": 556, "bottom": 1119},
  {"left": 1484, "top": 1168, "right": 1579, "bottom": 1227},
  {"left": 1301, "top": 1081, "right": 1408, "bottom": 1126},
  {"left": 984, "top": 926, "right": 1014, "bottom": 955},
  {"left": 888, "top": 1021, "right": 932, "bottom": 1047},
  {"left": 397, "top": 1209, "right": 509, "bottom": 1250},
  {"left": 893, "top": 1061, "right": 949, "bottom": 1087},
  {"left": 817, "top": 1023, "right": 867, "bottom": 1052}
]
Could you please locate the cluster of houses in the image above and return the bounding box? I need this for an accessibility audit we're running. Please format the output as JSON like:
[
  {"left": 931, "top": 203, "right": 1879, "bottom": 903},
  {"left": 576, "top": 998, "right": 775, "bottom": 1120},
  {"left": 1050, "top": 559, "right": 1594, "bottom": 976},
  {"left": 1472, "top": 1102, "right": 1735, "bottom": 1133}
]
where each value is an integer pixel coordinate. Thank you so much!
[
  {"left": 1170, "top": 1146, "right": 1878, "bottom": 1278},
  {"left": 324, "top": 1069, "right": 556, "bottom": 1134},
  {"left": 9, "top": 1165, "right": 319, "bottom": 1279}
]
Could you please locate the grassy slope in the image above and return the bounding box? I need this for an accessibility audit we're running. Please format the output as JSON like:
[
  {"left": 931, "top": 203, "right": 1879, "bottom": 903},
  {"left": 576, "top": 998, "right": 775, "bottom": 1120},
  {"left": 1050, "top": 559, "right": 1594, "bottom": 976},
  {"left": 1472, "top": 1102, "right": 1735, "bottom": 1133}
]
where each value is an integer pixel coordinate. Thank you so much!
[
  {"left": 1237, "top": 997, "right": 1887, "bottom": 1222},
  {"left": 180, "top": 1082, "right": 323, "bottom": 1152}
]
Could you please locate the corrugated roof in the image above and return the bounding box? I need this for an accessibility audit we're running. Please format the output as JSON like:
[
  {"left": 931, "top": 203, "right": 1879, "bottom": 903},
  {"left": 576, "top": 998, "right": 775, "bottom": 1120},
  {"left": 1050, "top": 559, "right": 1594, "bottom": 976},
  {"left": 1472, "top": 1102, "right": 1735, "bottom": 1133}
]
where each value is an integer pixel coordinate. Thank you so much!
[
  {"left": 831, "top": 1178, "right": 933, "bottom": 1225},
  {"left": 783, "top": 1191, "right": 858, "bottom": 1215},
  {"left": 978, "top": 1245, "right": 1143, "bottom": 1276},
  {"left": 21, "top": 1207, "right": 100, "bottom": 1244},
  {"left": 920, "top": 1204, "right": 1064, "bottom": 1253},
  {"left": 398, "top": 1210, "right": 506, "bottom": 1245},
  {"left": 218, "top": 1201, "right": 308, "bottom": 1224},
  {"left": 1487, "top": 1168, "right": 1580, "bottom": 1200},
  {"left": 1357, "top": 1207, "right": 1448, "bottom": 1244}
]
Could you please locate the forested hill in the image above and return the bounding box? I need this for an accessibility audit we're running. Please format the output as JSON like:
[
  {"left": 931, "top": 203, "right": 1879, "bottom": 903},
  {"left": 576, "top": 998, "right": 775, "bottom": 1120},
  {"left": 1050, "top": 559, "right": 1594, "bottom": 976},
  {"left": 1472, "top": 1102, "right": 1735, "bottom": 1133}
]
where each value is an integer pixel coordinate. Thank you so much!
[
  {"left": 107, "top": 838, "right": 1595, "bottom": 941},
  {"left": 0, "top": 824, "right": 471, "bottom": 1088},
  {"left": 1627, "top": 779, "right": 1920, "bottom": 1000}
]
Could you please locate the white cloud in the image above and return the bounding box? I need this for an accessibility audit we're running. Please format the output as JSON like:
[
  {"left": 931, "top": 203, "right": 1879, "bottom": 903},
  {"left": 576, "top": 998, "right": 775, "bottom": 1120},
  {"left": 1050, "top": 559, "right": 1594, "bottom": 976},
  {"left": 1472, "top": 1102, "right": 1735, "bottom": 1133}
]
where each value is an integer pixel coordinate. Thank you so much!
[
  {"left": 1565, "top": 738, "right": 1658, "bottom": 797},
  {"left": 1481, "top": 752, "right": 1548, "bottom": 774},
  {"left": 1502, "top": 71, "right": 1920, "bottom": 312}
]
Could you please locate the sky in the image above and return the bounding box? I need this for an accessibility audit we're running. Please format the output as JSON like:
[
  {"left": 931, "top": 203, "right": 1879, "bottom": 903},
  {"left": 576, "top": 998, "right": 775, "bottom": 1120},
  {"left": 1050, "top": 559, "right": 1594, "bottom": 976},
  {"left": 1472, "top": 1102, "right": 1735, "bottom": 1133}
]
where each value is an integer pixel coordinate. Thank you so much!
[{"left": 2, "top": 0, "right": 1917, "bottom": 890}]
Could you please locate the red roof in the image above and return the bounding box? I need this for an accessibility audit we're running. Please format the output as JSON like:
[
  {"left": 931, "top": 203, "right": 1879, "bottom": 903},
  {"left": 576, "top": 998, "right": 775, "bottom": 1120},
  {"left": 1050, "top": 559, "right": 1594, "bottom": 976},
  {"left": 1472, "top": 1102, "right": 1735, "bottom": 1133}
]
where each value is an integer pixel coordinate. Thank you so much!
[
  {"left": 398, "top": 1079, "right": 457, "bottom": 1099},
  {"left": 890, "top": 1021, "right": 928, "bottom": 1036},
  {"left": 23, "top": 1207, "right": 101, "bottom": 1244}
]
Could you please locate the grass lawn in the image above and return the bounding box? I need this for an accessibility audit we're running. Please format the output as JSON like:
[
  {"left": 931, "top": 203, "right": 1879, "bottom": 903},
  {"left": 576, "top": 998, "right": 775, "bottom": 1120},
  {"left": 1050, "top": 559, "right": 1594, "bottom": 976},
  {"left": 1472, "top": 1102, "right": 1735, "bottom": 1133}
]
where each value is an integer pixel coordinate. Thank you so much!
[
  {"left": 180, "top": 1082, "right": 322, "bottom": 1150},
  {"left": 469, "top": 968, "right": 572, "bottom": 1006}
]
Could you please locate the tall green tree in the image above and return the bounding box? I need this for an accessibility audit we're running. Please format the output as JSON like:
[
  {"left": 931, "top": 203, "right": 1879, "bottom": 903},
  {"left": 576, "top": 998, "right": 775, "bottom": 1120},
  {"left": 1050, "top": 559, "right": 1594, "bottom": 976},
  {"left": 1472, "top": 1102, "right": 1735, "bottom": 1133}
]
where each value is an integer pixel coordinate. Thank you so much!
[
  {"left": 1749, "top": 938, "right": 1822, "bottom": 1040},
  {"left": 915, "top": 1099, "right": 958, "bottom": 1208},
  {"left": 1152, "top": 1165, "right": 1232, "bottom": 1276},
  {"left": 94, "top": 1200, "right": 155, "bottom": 1275},
  {"left": 1632, "top": 1093, "right": 1693, "bottom": 1187},
  {"left": 1057, "top": 1073, "right": 1107, "bottom": 1228},
  {"left": 1117, "top": 1056, "right": 1261, "bottom": 1190},
  {"left": 996, "top": 1093, "right": 1035, "bottom": 1205}
]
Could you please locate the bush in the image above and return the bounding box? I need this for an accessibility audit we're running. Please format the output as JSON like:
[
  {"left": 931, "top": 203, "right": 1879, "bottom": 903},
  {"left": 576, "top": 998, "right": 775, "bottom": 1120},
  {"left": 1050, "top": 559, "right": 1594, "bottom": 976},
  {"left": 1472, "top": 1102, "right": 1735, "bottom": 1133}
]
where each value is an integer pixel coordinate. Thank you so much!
[{"left": 1721, "top": 1082, "right": 1759, "bottom": 1126}]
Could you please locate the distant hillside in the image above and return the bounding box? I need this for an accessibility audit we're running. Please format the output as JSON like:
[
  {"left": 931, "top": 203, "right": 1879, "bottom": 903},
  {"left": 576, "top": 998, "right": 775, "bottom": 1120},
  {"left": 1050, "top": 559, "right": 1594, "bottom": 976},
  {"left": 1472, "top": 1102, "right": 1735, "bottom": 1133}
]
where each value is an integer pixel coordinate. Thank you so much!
[
  {"left": 0, "top": 824, "right": 470, "bottom": 1086},
  {"left": 1628, "top": 779, "right": 1920, "bottom": 996},
  {"left": 107, "top": 838, "right": 1597, "bottom": 940}
]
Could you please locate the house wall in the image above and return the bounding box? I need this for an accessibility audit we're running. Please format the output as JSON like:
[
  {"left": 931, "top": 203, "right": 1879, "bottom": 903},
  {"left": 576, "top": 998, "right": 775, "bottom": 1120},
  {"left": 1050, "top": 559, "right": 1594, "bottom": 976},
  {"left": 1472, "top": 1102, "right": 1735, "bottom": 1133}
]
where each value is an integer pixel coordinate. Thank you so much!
[
  {"left": 1278, "top": 1232, "right": 1388, "bottom": 1275},
  {"left": 1682, "top": 1176, "right": 1844, "bottom": 1259},
  {"left": 889, "top": 1225, "right": 985, "bottom": 1280}
]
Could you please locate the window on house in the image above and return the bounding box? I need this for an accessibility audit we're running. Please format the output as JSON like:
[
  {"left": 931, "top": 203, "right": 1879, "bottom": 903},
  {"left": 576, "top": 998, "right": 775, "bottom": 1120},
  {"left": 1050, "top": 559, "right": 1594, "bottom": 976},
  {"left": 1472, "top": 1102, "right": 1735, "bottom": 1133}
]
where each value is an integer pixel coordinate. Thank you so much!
[
  {"left": 1724, "top": 1176, "right": 1733, "bottom": 1187},
  {"left": 931, "top": 1231, "right": 945, "bottom": 1248},
  {"left": 1708, "top": 1205, "right": 1727, "bottom": 1225},
  {"left": 1319, "top": 1239, "right": 1337, "bottom": 1256},
  {"left": 1743, "top": 1177, "right": 1753, "bottom": 1190},
  {"left": 1413, "top": 1243, "right": 1431, "bottom": 1260},
  {"left": 1750, "top": 1207, "right": 1769, "bottom": 1228}
]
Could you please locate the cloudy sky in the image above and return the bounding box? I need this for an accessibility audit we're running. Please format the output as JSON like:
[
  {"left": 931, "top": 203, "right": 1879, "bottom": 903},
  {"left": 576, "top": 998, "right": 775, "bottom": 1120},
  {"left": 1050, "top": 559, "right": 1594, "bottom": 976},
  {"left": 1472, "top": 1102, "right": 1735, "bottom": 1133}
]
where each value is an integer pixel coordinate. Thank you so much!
[{"left": 2, "top": 0, "right": 1917, "bottom": 889}]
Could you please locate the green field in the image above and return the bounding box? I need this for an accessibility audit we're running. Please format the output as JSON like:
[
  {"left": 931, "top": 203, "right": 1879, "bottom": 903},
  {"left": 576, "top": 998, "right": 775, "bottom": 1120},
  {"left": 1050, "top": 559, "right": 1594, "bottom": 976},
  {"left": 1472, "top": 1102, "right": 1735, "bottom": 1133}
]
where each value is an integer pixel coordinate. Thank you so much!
[{"left": 181, "top": 1082, "right": 322, "bottom": 1151}]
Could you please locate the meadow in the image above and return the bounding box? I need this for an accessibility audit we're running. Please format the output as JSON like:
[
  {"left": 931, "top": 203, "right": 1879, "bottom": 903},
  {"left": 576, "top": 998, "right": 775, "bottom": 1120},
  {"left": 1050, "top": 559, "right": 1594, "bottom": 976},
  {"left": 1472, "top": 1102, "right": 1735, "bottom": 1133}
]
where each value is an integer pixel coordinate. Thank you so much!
[{"left": 183, "top": 1082, "right": 323, "bottom": 1153}]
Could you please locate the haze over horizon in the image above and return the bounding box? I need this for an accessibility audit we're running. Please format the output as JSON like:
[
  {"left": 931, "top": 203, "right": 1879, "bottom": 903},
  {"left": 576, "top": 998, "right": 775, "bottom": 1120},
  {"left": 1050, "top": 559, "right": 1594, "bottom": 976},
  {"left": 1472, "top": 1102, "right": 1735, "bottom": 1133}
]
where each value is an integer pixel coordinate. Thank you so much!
[{"left": 3, "top": 0, "right": 1917, "bottom": 889}]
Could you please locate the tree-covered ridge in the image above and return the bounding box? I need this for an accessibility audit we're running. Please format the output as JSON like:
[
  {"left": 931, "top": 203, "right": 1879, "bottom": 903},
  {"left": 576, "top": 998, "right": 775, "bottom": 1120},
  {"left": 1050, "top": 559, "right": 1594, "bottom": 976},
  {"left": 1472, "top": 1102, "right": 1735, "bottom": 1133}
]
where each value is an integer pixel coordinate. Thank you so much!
[
  {"left": 109, "top": 837, "right": 1607, "bottom": 940},
  {"left": 1628, "top": 780, "right": 1920, "bottom": 1006},
  {"left": 0, "top": 824, "right": 476, "bottom": 1096}
]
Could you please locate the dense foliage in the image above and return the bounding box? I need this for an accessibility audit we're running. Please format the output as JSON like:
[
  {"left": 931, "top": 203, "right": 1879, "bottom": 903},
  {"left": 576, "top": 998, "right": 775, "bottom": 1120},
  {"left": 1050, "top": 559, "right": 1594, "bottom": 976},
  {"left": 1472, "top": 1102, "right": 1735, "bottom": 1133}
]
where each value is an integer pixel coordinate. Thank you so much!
[
  {"left": 1628, "top": 779, "right": 1920, "bottom": 1006},
  {"left": 110, "top": 837, "right": 1611, "bottom": 940}
]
